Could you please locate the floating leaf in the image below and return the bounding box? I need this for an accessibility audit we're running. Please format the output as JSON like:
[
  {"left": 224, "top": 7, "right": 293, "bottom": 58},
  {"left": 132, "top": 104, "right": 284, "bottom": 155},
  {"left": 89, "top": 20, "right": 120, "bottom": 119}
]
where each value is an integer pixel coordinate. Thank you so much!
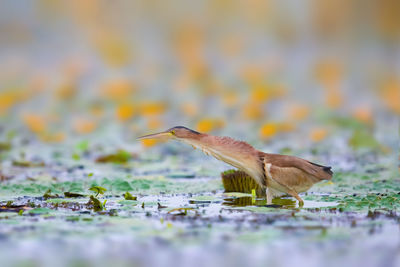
[
  {"left": 123, "top": 192, "right": 137, "bottom": 200},
  {"left": 0, "top": 142, "right": 11, "bottom": 151},
  {"left": 157, "top": 202, "right": 167, "bottom": 209},
  {"left": 76, "top": 140, "right": 89, "bottom": 151},
  {"left": 1, "top": 204, "right": 30, "bottom": 213},
  {"left": 43, "top": 189, "right": 58, "bottom": 200},
  {"left": 12, "top": 160, "right": 45, "bottom": 168},
  {"left": 167, "top": 207, "right": 198, "bottom": 216},
  {"left": 95, "top": 150, "right": 131, "bottom": 164},
  {"left": 112, "top": 180, "right": 133, "bottom": 192},
  {"left": 349, "top": 130, "right": 380, "bottom": 149},
  {"left": 118, "top": 200, "right": 138, "bottom": 206},
  {"left": 28, "top": 208, "right": 52, "bottom": 215},
  {"left": 64, "top": 192, "right": 85, "bottom": 198},
  {"left": 223, "top": 192, "right": 252, "bottom": 198},
  {"left": 166, "top": 172, "right": 195, "bottom": 179},
  {"left": 189, "top": 195, "right": 219, "bottom": 203},
  {"left": 72, "top": 153, "right": 80, "bottom": 161},
  {"left": 330, "top": 116, "right": 367, "bottom": 130}
]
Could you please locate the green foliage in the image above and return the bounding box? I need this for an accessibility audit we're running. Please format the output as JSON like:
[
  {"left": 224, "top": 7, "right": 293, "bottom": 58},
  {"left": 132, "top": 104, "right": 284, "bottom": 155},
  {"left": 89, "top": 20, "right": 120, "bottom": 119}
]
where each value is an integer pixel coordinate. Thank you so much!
[
  {"left": 64, "top": 192, "right": 85, "bottom": 198},
  {"left": 338, "top": 193, "right": 400, "bottom": 211},
  {"left": 251, "top": 189, "right": 256, "bottom": 198},
  {"left": 189, "top": 195, "right": 219, "bottom": 203},
  {"left": 222, "top": 169, "right": 237, "bottom": 176},
  {"left": 43, "top": 189, "right": 58, "bottom": 199},
  {"left": 89, "top": 186, "right": 107, "bottom": 197},
  {"left": 349, "top": 130, "right": 380, "bottom": 149},
  {"left": 28, "top": 208, "right": 52, "bottom": 214},
  {"left": 167, "top": 207, "right": 198, "bottom": 216},
  {"left": 118, "top": 200, "right": 138, "bottom": 205},
  {"left": 12, "top": 160, "right": 45, "bottom": 167},
  {"left": 95, "top": 150, "right": 131, "bottom": 164},
  {"left": 330, "top": 116, "right": 367, "bottom": 130},
  {"left": 166, "top": 172, "right": 195, "bottom": 178},
  {"left": 88, "top": 195, "right": 105, "bottom": 212},
  {"left": 76, "top": 140, "right": 89, "bottom": 151},
  {"left": 123, "top": 192, "right": 137, "bottom": 200},
  {"left": 221, "top": 169, "right": 265, "bottom": 197},
  {"left": 112, "top": 180, "right": 133, "bottom": 191},
  {"left": 0, "top": 142, "right": 11, "bottom": 151}
]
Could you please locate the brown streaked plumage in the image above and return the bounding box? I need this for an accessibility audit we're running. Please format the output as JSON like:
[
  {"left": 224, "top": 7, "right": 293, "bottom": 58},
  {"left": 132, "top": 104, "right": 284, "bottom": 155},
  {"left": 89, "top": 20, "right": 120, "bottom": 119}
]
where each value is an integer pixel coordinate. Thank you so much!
[{"left": 137, "top": 126, "right": 333, "bottom": 206}]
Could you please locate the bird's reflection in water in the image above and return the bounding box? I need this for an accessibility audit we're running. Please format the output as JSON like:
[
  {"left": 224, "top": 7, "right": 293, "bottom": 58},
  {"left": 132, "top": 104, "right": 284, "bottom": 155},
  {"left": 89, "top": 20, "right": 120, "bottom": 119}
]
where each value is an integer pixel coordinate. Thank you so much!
[
  {"left": 223, "top": 197, "right": 254, "bottom": 206},
  {"left": 271, "top": 198, "right": 297, "bottom": 208},
  {"left": 223, "top": 197, "right": 297, "bottom": 208}
]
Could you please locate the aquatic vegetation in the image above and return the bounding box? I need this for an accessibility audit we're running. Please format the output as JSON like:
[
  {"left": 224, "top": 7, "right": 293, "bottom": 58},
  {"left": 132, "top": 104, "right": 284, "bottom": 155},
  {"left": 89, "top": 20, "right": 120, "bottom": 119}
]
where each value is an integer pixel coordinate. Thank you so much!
[
  {"left": 0, "top": 3, "right": 398, "bottom": 265},
  {"left": 42, "top": 189, "right": 59, "bottom": 199},
  {"left": 64, "top": 192, "right": 85, "bottom": 198},
  {"left": 12, "top": 160, "right": 45, "bottom": 168},
  {"left": 0, "top": 132, "right": 397, "bottom": 267},
  {"left": 167, "top": 207, "right": 198, "bottom": 216},
  {"left": 123, "top": 192, "right": 137, "bottom": 200},
  {"left": 221, "top": 169, "right": 265, "bottom": 197},
  {"left": 89, "top": 186, "right": 107, "bottom": 197},
  {"left": 87, "top": 195, "right": 106, "bottom": 212},
  {"left": 95, "top": 150, "right": 132, "bottom": 164}
]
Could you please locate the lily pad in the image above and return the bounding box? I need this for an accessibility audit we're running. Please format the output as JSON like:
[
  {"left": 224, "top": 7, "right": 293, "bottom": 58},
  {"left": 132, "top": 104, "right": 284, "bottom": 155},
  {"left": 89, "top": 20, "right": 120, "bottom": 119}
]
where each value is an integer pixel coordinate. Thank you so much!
[
  {"left": 28, "top": 208, "right": 52, "bottom": 214},
  {"left": 189, "top": 195, "right": 220, "bottom": 203},
  {"left": 166, "top": 172, "right": 196, "bottom": 178},
  {"left": 118, "top": 200, "right": 139, "bottom": 206}
]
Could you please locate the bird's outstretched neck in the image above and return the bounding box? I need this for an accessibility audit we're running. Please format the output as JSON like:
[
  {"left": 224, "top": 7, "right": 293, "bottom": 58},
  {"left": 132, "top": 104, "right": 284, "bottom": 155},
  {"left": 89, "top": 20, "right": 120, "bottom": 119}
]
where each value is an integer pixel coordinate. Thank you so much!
[{"left": 179, "top": 133, "right": 266, "bottom": 186}]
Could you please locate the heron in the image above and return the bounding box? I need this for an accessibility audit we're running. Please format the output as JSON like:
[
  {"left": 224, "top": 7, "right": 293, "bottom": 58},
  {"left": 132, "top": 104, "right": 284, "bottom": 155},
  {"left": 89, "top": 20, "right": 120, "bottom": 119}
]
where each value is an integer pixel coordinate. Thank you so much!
[{"left": 137, "top": 126, "right": 333, "bottom": 206}]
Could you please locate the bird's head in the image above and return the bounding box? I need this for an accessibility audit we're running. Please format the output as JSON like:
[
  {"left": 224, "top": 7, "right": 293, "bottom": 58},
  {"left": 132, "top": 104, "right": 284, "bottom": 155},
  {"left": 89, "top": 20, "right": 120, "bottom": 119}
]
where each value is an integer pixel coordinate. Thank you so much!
[{"left": 137, "top": 126, "right": 202, "bottom": 142}]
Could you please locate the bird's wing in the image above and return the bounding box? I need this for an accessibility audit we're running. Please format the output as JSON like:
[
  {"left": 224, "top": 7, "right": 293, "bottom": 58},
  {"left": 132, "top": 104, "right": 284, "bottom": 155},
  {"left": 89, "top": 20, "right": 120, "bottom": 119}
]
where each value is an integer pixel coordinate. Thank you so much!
[{"left": 262, "top": 153, "right": 333, "bottom": 180}]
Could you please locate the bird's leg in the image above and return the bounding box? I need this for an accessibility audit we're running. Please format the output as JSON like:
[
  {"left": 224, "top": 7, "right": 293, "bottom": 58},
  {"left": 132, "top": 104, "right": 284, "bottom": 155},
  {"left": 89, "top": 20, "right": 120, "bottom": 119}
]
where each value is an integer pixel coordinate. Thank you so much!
[
  {"left": 266, "top": 188, "right": 273, "bottom": 204},
  {"left": 286, "top": 189, "right": 304, "bottom": 207}
]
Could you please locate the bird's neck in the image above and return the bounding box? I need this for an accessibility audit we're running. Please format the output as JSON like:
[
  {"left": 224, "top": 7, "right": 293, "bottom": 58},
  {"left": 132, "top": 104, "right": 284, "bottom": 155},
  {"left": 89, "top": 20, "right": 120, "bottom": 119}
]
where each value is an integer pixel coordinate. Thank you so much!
[{"left": 181, "top": 134, "right": 265, "bottom": 186}]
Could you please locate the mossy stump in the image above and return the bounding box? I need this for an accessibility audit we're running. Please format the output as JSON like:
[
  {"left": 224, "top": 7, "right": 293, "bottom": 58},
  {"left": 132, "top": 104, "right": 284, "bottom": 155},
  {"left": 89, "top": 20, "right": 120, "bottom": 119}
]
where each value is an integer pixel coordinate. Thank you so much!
[{"left": 221, "top": 169, "right": 266, "bottom": 197}]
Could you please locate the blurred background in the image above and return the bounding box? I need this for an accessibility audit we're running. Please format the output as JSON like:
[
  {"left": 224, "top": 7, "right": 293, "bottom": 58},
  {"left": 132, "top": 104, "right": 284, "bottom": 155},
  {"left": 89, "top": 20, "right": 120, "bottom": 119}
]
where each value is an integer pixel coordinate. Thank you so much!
[
  {"left": 0, "top": 0, "right": 399, "bottom": 156},
  {"left": 0, "top": 2, "right": 399, "bottom": 267}
]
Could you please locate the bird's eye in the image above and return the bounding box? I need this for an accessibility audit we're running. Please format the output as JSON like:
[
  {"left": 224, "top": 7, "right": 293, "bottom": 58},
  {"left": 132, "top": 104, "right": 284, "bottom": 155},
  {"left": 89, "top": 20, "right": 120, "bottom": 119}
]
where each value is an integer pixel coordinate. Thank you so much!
[{"left": 171, "top": 130, "right": 175, "bottom": 135}]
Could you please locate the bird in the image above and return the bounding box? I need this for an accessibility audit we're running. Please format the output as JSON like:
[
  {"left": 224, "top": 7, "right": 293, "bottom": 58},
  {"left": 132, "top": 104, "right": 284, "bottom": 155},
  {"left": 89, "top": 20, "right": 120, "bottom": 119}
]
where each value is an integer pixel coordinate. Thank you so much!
[{"left": 137, "top": 126, "right": 333, "bottom": 206}]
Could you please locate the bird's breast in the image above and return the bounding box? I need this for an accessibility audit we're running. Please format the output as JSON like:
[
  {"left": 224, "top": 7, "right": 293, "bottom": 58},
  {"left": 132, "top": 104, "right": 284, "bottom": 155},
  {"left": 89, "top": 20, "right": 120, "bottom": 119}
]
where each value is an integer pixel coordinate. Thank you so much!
[{"left": 206, "top": 147, "right": 265, "bottom": 187}]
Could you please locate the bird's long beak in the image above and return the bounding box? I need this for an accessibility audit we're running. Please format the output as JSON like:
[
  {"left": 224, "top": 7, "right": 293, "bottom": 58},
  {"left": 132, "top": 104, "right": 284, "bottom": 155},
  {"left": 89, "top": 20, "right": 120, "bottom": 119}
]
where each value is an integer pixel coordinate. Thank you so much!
[{"left": 136, "top": 131, "right": 173, "bottom": 141}]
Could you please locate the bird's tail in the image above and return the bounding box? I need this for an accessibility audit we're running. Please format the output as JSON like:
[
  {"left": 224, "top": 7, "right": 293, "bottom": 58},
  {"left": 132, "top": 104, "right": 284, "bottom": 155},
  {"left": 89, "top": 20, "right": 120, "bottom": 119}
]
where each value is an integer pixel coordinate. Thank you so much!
[{"left": 309, "top": 161, "right": 333, "bottom": 179}]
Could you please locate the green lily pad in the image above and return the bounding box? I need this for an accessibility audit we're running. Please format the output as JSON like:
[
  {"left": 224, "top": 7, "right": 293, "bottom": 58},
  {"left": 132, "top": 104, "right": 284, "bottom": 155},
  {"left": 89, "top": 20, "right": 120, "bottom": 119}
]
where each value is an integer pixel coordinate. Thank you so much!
[
  {"left": 189, "top": 195, "right": 220, "bottom": 203},
  {"left": 118, "top": 200, "right": 139, "bottom": 206},
  {"left": 222, "top": 192, "right": 252, "bottom": 198},
  {"left": 166, "top": 172, "right": 196, "bottom": 178},
  {"left": 28, "top": 208, "right": 52, "bottom": 214},
  {"left": 349, "top": 130, "right": 380, "bottom": 149}
]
